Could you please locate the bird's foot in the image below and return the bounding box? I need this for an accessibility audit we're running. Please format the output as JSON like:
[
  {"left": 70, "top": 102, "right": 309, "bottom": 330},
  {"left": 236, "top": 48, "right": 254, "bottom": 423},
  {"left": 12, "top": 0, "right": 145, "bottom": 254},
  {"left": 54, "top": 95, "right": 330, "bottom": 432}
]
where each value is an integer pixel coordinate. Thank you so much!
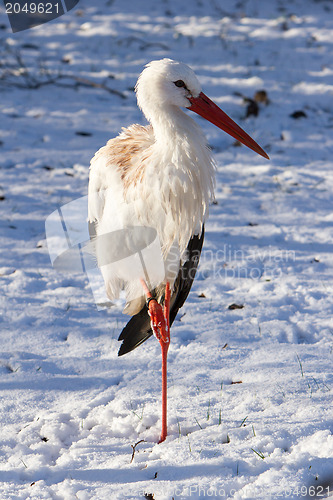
[{"left": 147, "top": 298, "right": 170, "bottom": 347}]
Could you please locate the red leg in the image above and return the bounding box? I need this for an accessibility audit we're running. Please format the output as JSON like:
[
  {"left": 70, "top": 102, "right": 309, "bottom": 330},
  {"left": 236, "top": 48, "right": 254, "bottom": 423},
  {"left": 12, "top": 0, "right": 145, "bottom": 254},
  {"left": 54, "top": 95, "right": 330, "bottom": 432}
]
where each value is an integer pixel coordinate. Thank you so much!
[
  {"left": 159, "top": 282, "right": 170, "bottom": 443},
  {"left": 140, "top": 279, "right": 170, "bottom": 443}
]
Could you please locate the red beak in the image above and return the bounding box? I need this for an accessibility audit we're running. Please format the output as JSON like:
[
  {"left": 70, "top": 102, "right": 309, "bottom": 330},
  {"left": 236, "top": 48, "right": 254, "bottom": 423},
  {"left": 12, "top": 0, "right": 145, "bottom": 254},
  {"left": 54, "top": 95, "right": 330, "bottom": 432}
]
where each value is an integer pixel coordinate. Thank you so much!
[{"left": 188, "top": 92, "right": 269, "bottom": 160}]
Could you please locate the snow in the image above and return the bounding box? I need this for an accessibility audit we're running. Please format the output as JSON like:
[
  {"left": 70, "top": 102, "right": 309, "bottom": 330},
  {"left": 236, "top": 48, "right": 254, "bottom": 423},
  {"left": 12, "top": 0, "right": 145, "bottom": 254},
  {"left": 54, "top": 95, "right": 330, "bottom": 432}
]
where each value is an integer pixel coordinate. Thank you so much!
[{"left": 1, "top": 0, "right": 333, "bottom": 498}]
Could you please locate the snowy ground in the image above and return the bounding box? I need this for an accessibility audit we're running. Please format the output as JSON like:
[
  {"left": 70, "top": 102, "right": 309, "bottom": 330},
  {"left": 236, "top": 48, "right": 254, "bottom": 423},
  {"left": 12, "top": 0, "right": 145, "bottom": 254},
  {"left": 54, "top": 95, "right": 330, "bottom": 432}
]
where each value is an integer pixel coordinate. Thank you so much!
[{"left": 1, "top": 0, "right": 333, "bottom": 498}]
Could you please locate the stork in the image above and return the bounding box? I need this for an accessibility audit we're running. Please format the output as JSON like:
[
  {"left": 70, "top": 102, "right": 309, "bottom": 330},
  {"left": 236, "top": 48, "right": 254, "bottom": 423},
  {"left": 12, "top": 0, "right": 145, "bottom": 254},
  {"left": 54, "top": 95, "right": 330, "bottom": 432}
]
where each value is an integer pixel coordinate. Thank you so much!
[{"left": 88, "top": 59, "right": 269, "bottom": 443}]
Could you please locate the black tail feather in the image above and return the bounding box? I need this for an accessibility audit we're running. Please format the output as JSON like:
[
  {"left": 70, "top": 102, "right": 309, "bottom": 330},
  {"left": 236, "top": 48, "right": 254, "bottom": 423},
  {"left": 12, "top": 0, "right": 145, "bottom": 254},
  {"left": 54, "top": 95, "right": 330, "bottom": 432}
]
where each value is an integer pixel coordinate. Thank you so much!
[{"left": 118, "top": 305, "right": 152, "bottom": 356}]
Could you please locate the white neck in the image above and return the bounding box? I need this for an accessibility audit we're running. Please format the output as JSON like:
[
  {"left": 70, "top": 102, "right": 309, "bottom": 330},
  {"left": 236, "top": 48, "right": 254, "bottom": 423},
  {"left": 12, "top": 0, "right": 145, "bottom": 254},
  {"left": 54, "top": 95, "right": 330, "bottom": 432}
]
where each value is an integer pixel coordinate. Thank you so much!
[
  {"left": 147, "top": 105, "right": 205, "bottom": 148},
  {"left": 137, "top": 103, "right": 216, "bottom": 255}
]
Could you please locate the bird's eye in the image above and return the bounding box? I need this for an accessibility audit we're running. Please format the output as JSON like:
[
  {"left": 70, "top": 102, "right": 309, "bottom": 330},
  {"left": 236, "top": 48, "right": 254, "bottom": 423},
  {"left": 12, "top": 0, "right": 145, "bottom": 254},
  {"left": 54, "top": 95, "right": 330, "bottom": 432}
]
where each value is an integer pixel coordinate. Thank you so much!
[{"left": 174, "top": 80, "right": 186, "bottom": 88}]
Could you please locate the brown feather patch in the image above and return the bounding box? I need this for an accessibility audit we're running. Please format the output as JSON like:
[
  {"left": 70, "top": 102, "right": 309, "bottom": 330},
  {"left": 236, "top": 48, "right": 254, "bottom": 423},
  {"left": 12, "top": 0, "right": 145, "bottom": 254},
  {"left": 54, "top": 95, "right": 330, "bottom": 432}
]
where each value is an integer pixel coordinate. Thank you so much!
[{"left": 102, "top": 124, "right": 154, "bottom": 193}]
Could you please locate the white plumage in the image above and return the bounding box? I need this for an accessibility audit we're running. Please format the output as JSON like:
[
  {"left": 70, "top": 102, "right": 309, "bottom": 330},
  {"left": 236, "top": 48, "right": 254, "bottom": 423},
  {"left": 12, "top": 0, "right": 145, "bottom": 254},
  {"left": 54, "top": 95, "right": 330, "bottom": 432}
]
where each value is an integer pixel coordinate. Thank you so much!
[{"left": 88, "top": 59, "right": 215, "bottom": 315}]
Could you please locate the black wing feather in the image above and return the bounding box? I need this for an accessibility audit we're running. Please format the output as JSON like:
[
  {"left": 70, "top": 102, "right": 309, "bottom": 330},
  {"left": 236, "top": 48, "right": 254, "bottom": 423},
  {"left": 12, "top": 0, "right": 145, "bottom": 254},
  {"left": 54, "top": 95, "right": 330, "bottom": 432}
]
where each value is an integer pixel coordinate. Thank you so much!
[{"left": 117, "top": 227, "right": 205, "bottom": 356}]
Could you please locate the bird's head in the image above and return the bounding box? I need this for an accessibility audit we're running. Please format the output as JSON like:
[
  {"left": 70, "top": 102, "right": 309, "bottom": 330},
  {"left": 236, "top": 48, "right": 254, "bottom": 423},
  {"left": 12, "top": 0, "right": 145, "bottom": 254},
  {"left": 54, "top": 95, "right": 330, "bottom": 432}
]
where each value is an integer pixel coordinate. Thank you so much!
[
  {"left": 136, "top": 58, "right": 201, "bottom": 111},
  {"left": 135, "top": 58, "right": 269, "bottom": 160}
]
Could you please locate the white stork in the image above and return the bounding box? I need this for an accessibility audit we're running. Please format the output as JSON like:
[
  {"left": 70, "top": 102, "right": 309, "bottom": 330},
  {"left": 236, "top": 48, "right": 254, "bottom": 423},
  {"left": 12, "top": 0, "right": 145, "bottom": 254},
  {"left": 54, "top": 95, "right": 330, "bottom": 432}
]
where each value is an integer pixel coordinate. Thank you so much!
[{"left": 88, "top": 59, "right": 269, "bottom": 442}]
